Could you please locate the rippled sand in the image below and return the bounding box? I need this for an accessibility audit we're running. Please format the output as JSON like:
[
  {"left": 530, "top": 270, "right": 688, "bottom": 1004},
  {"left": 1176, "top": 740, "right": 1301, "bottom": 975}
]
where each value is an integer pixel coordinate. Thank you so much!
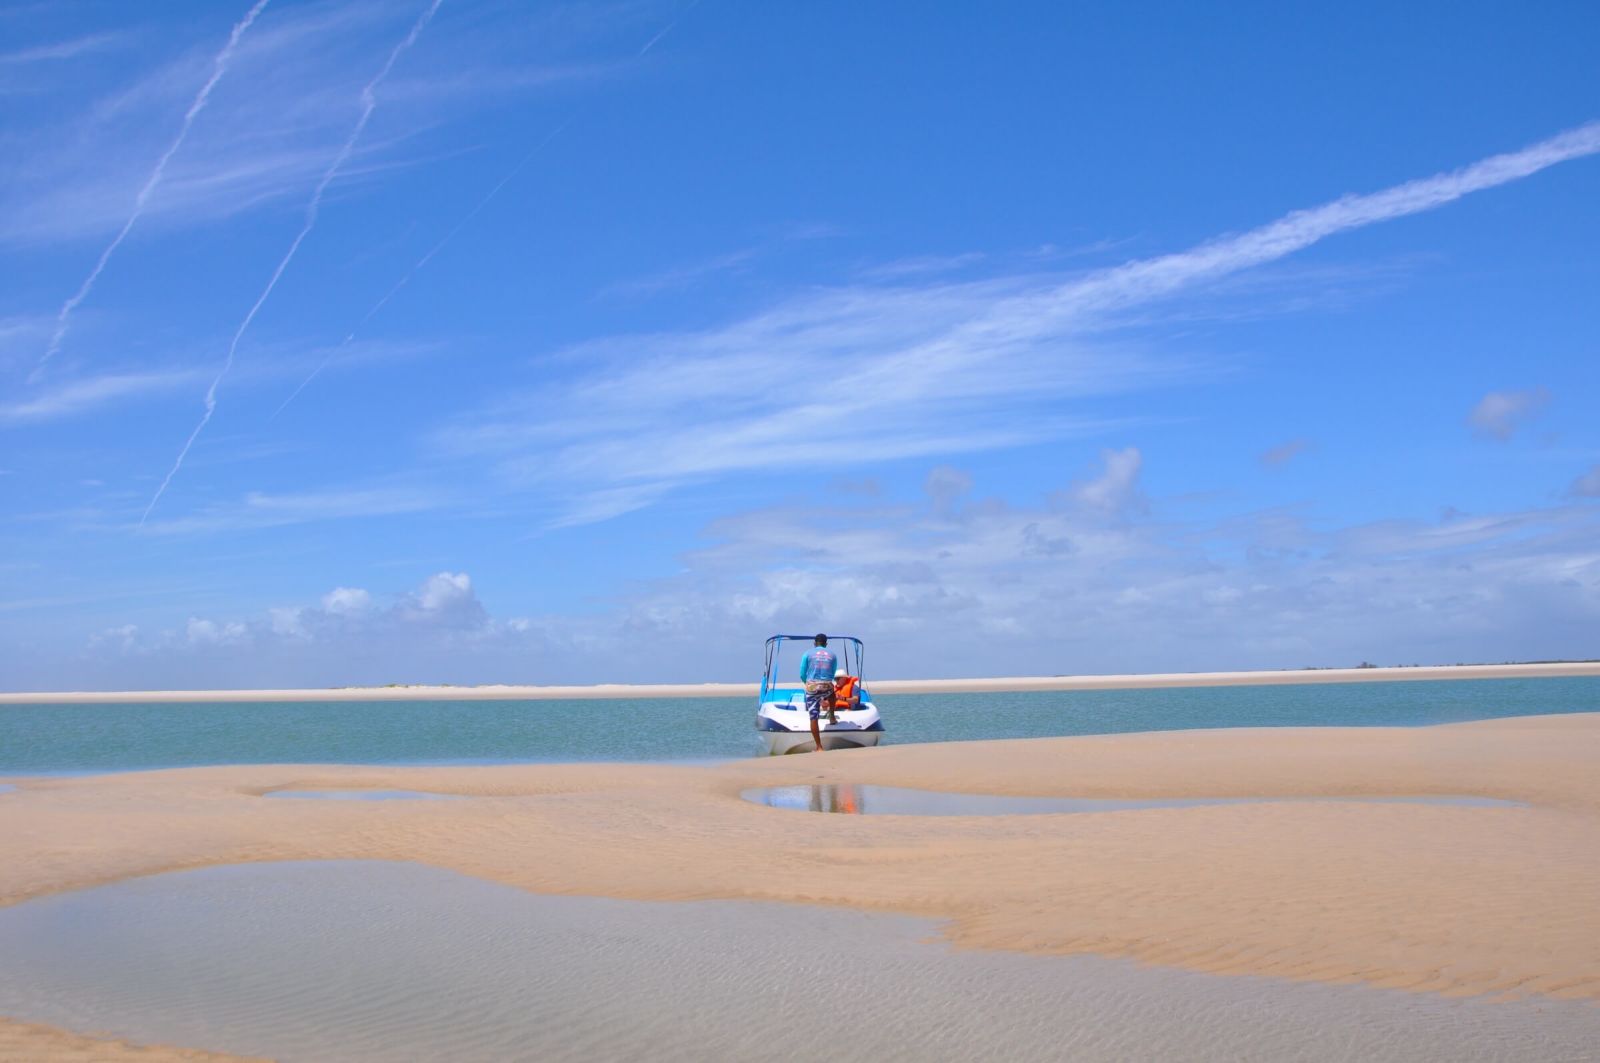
[
  {"left": 2, "top": 861, "right": 1596, "bottom": 1063},
  {"left": 2, "top": 712, "right": 1598, "bottom": 1059}
]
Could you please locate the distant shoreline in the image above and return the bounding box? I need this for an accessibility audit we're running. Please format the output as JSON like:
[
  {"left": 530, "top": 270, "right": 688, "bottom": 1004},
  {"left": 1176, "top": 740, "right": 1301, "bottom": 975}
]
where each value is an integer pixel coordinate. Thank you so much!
[{"left": 3, "top": 660, "right": 1598, "bottom": 704}]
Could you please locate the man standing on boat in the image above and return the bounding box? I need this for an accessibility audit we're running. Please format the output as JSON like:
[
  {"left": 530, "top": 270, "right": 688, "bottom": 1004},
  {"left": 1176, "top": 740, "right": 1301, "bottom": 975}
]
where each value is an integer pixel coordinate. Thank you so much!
[{"left": 799, "top": 633, "right": 839, "bottom": 751}]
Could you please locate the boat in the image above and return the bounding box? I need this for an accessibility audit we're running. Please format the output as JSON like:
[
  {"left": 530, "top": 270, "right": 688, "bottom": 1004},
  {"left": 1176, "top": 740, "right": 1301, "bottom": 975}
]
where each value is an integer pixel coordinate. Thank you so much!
[{"left": 755, "top": 634, "right": 885, "bottom": 755}]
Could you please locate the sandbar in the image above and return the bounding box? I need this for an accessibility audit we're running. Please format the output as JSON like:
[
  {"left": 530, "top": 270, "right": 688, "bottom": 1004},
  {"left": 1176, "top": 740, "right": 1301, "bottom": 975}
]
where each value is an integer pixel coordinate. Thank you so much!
[
  {"left": 3, "top": 711, "right": 1597, "bottom": 1025},
  {"left": 2, "top": 660, "right": 1597, "bottom": 703}
]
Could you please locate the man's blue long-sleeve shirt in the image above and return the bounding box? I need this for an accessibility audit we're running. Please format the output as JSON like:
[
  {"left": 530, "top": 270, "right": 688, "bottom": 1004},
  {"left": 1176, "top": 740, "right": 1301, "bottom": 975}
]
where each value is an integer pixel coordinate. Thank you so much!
[{"left": 800, "top": 649, "right": 838, "bottom": 682}]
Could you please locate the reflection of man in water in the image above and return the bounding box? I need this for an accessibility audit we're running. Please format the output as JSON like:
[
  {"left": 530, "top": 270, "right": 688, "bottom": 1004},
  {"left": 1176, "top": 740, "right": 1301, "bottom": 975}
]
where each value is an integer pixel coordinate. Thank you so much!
[{"left": 799, "top": 633, "right": 838, "bottom": 752}]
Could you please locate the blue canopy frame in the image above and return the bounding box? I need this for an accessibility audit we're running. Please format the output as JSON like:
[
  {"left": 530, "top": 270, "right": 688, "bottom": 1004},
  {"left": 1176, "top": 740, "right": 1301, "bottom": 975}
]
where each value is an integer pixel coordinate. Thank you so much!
[{"left": 760, "top": 634, "right": 865, "bottom": 702}]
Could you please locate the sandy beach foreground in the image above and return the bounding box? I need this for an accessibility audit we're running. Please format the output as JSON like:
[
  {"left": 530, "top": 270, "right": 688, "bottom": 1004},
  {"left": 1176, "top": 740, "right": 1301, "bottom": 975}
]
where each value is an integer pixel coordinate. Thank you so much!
[
  {"left": 2, "top": 712, "right": 1598, "bottom": 1059},
  {"left": 3, "top": 659, "right": 1598, "bottom": 703}
]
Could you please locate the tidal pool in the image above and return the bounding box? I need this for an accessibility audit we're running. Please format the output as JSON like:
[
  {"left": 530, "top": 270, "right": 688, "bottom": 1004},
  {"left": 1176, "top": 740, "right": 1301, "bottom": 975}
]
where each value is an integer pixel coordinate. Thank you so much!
[
  {"left": 742, "top": 784, "right": 1528, "bottom": 815},
  {"left": 0, "top": 861, "right": 1590, "bottom": 1062},
  {"left": 265, "top": 789, "right": 461, "bottom": 801}
]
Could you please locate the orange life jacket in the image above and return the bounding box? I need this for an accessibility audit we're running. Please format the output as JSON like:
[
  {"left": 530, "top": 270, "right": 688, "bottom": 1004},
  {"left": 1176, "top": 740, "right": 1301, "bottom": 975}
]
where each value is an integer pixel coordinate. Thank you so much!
[{"left": 833, "top": 675, "right": 858, "bottom": 707}]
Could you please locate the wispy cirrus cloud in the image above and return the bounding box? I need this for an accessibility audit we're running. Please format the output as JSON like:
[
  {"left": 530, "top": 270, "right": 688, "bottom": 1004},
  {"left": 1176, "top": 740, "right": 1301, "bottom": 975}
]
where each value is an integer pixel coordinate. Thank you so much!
[
  {"left": 141, "top": 0, "right": 446, "bottom": 526},
  {"left": 857, "top": 251, "right": 988, "bottom": 280},
  {"left": 0, "top": 1, "right": 630, "bottom": 248},
  {"left": 0, "top": 369, "right": 201, "bottom": 425},
  {"left": 0, "top": 31, "right": 133, "bottom": 66},
  {"left": 138, "top": 484, "right": 449, "bottom": 536},
  {"left": 35, "top": 0, "right": 272, "bottom": 376},
  {"left": 437, "top": 121, "right": 1600, "bottom": 526}
]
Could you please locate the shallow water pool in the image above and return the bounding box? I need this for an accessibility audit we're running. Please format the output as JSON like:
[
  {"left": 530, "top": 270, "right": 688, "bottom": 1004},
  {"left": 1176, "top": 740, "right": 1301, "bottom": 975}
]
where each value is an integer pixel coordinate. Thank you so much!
[
  {"left": 264, "top": 789, "right": 461, "bottom": 801},
  {"left": 0, "top": 861, "right": 1591, "bottom": 1062},
  {"left": 741, "top": 784, "right": 1527, "bottom": 815}
]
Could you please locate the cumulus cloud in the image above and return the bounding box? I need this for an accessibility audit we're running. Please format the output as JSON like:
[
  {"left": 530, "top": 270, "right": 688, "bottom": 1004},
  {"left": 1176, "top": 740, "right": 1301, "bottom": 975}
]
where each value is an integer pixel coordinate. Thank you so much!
[
  {"left": 601, "top": 464, "right": 1600, "bottom": 680},
  {"left": 402, "top": 571, "right": 488, "bottom": 627},
  {"left": 185, "top": 617, "right": 247, "bottom": 646},
  {"left": 88, "top": 624, "right": 141, "bottom": 652},
  {"left": 62, "top": 458, "right": 1600, "bottom": 688},
  {"left": 1468, "top": 387, "right": 1549, "bottom": 441},
  {"left": 320, "top": 586, "right": 371, "bottom": 615},
  {"left": 81, "top": 571, "right": 518, "bottom": 686},
  {"left": 1069, "top": 447, "right": 1145, "bottom": 514},
  {"left": 415, "top": 572, "right": 469, "bottom": 611}
]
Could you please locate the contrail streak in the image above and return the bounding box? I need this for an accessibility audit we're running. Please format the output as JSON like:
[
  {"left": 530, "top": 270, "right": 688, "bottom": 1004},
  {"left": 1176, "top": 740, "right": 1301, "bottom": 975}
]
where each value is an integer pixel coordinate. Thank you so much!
[
  {"left": 271, "top": 120, "right": 570, "bottom": 419},
  {"left": 273, "top": 1, "right": 700, "bottom": 419},
  {"left": 34, "top": 0, "right": 272, "bottom": 380},
  {"left": 141, "top": 0, "right": 444, "bottom": 527},
  {"left": 1052, "top": 120, "right": 1600, "bottom": 319},
  {"left": 637, "top": 0, "right": 699, "bottom": 56}
]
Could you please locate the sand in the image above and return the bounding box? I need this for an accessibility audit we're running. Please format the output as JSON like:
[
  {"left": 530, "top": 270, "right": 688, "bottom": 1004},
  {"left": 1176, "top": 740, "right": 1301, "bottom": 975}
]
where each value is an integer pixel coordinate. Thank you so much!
[
  {"left": 3, "top": 712, "right": 1598, "bottom": 1013},
  {"left": 0, "top": 1016, "right": 264, "bottom": 1062},
  {"left": 2, "top": 659, "right": 1597, "bottom": 703}
]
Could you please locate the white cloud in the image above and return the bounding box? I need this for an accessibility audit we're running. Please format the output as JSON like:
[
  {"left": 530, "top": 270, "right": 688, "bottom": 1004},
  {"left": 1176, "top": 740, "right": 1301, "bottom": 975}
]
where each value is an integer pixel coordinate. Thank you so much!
[
  {"left": 437, "top": 121, "right": 1600, "bottom": 526},
  {"left": 85, "top": 571, "right": 515, "bottom": 685},
  {"left": 0, "top": 370, "right": 199, "bottom": 424},
  {"left": 598, "top": 465, "right": 1600, "bottom": 679},
  {"left": 68, "top": 467, "right": 1600, "bottom": 687},
  {"left": 414, "top": 572, "right": 470, "bottom": 611},
  {"left": 267, "top": 606, "right": 307, "bottom": 639},
  {"left": 859, "top": 252, "right": 987, "bottom": 279},
  {"left": 1468, "top": 387, "right": 1550, "bottom": 440},
  {"left": 88, "top": 624, "right": 141, "bottom": 651},
  {"left": 185, "top": 617, "right": 247, "bottom": 646},
  {"left": 1070, "top": 447, "right": 1144, "bottom": 514},
  {"left": 0, "top": 2, "right": 632, "bottom": 247},
  {"left": 139, "top": 485, "right": 446, "bottom": 535},
  {"left": 0, "top": 32, "right": 132, "bottom": 66},
  {"left": 320, "top": 587, "right": 371, "bottom": 615}
]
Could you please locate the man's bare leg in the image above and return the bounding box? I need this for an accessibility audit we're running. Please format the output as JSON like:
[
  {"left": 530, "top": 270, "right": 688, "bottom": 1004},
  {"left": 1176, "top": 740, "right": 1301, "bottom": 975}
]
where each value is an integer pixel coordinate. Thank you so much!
[{"left": 811, "top": 715, "right": 824, "bottom": 751}]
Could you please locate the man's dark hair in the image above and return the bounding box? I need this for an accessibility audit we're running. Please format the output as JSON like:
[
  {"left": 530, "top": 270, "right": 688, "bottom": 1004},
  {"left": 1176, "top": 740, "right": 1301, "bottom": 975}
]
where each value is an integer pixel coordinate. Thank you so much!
[{"left": 814, "top": 633, "right": 828, "bottom": 646}]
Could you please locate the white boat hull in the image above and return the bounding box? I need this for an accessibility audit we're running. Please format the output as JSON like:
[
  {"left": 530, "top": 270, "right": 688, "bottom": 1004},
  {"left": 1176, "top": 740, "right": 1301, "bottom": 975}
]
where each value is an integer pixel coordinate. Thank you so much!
[{"left": 756, "top": 699, "right": 884, "bottom": 755}]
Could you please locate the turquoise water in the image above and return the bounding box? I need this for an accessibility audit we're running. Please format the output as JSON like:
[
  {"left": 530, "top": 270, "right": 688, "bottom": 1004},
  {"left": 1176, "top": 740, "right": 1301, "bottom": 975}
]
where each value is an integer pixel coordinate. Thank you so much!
[{"left": 1, "top": 676, "right": 1596, "bottom": 774}]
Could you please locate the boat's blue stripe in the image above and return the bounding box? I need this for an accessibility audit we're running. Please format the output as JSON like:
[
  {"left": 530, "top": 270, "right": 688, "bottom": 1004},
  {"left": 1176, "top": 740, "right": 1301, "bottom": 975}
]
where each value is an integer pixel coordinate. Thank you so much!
[{"left": 756, "top": 717, "right": 885, "bottom": 733}]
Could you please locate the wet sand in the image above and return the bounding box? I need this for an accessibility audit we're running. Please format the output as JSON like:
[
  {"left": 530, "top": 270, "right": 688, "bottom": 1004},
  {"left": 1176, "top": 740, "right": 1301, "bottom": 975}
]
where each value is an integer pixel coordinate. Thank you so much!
[
  {"left": 4, "top": 660, "right": 1597, "bottom": 702},
  {"left": 2, "top": 712, "right": 1598, "bottom": 1058},
  {"left": 4, "top": 861, "right": 1596, "bottom": 1063},
  {"left": 0, "top": 1016, "right": 264, "bottom": 1062}
]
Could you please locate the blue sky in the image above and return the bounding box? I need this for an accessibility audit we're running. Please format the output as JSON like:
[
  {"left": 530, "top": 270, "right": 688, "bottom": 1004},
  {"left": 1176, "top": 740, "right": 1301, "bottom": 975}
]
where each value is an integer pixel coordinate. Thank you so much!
[{"left": 2, "top": 0, "right": 1597, "bottom": 690}]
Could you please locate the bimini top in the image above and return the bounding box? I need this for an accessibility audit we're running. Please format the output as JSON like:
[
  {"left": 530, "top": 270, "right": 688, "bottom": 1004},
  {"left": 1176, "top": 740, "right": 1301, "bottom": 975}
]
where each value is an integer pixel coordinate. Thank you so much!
[
  {"left": 763, "top": 634, "right": 864, "bottom": 646},
  {"left": 761, "top": 635, "right": 866, "bottom": 699}
]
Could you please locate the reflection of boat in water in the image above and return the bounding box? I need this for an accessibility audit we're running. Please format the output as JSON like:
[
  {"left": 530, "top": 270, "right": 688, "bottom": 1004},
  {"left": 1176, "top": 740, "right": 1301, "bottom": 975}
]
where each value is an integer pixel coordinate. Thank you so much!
[
  {"left": 748, "top": 783, "right": 869, "bottom": 812},
  {"left": 754, "top": 635, "right": 884, "bottom": 755}
]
